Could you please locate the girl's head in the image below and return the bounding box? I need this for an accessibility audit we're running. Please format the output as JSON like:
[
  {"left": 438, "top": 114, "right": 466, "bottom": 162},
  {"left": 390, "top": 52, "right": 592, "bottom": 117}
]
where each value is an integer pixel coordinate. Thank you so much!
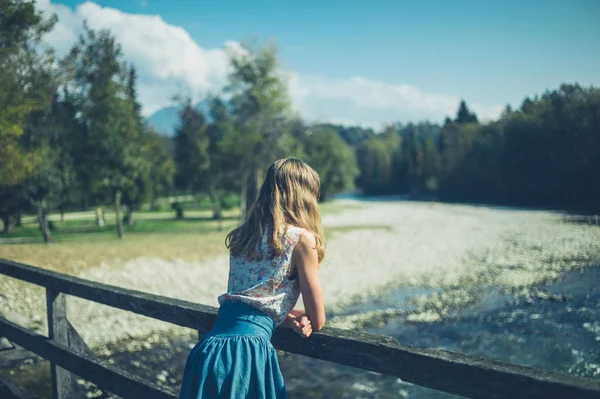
[{"left": 226, "top": 158, "right": 325, "bottom": 263}]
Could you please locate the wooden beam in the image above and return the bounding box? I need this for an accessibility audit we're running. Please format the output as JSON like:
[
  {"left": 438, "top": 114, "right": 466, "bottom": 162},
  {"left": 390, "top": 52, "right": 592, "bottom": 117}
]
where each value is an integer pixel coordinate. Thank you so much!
[
  {"left": 66, "top": 321, "right": 111, "bottom": 398},
  {"left": 0, "top": 258, "right": 217, "bottom": 331},
  {"left": 2, "top": 258, "right": 600, "bottom": 399},
  {"left": 272, "top": 327, "right": 600, "bottom": 399},
  {"left": 0, "top": 345, "right": 42, "bottom": 369},
  {"left": 46, "top": 289, "right": 74, "bottom": 399},
  {"left": 0, "top": 323, "right": 99, "bottom": 370},
  {"left": 66, "top": 321, "right": 95, "bottom": 359},
  {"left": 0, "top": 316, "right": 177, "bottom": 399},
  {"left": 0, "top": 375, "right": 38, "bottom": 399}
]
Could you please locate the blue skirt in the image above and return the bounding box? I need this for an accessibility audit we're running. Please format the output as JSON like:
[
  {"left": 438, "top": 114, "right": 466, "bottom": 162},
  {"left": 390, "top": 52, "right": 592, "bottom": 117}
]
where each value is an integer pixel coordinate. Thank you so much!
[{"left": 179, "top": 301, "right": 287, "bottom": 399}]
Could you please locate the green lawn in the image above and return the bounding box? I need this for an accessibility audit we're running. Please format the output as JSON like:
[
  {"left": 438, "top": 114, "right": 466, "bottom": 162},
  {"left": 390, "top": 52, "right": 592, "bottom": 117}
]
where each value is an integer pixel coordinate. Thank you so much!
[{"left": 0, "top": 201, "right": 362, "bottom": 274}]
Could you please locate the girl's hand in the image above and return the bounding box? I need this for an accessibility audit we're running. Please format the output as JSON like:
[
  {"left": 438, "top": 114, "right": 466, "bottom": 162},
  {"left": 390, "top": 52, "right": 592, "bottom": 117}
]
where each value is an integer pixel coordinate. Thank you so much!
[{"left": 292, "top": 316, "right": 312, "bottom": 338}]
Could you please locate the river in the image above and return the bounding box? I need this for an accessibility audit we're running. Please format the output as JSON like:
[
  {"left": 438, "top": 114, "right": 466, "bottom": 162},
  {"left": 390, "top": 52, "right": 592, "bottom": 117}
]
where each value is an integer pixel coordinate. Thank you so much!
[{"left": 2, "top": 199, "right": 599, "bottom": 398}]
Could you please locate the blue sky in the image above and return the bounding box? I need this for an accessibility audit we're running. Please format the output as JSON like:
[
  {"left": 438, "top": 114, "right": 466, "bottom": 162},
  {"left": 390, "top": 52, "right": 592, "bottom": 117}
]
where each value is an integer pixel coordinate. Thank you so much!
[{"left": 43, "top": 0, "right": 599, "bottom": 127}]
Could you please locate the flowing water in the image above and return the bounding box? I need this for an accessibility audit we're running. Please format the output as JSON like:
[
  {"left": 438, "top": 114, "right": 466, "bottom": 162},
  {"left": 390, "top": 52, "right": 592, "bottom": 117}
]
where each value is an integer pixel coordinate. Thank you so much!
[{"left": 279, "top": 265, "right": 600, "bottom": 398}]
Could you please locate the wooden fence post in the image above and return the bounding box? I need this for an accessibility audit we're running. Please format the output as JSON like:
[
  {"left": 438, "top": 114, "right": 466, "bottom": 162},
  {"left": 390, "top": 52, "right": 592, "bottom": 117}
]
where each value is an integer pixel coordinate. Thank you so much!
[{"left": 46, "top": 289, "right": 73, "bottom": 399}]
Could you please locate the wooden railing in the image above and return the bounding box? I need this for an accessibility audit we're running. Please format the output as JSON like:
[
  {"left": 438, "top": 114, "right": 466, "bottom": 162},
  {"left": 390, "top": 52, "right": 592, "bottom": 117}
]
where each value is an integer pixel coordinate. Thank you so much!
[{"left": 1, "top": 258, "right": 599, "bottom": 399}]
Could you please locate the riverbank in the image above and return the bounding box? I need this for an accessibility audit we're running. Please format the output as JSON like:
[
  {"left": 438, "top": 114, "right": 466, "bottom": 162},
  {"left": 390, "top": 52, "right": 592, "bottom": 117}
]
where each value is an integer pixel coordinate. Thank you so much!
[{"left": 1, "top": 199, "right": 599, "bottom": 397}]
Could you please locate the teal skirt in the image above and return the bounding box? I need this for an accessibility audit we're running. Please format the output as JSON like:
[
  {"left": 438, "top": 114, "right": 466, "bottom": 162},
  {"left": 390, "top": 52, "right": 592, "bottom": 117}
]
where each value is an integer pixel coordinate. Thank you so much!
[{"left": 179, "top": 301, "right": 287, "bottom": 399}]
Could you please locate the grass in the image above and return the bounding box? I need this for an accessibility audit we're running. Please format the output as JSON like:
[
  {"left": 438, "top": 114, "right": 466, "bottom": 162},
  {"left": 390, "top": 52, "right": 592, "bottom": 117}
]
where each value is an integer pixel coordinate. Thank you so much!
[
  {"left": 0, "top": 201, "right": 363, "bottom": 274},
  {"left": 318, "top": 201, "right": 362, "bottom": 215},
  {"left": 0, "top": 209, "right": 240, "bottom": 274}
]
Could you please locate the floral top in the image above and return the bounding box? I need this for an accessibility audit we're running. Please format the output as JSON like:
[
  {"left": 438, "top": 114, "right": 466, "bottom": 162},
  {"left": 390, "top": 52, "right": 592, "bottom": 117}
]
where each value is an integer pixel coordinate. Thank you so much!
[{"left": 218, "top": 225, "right": 306, "bottom": 325}]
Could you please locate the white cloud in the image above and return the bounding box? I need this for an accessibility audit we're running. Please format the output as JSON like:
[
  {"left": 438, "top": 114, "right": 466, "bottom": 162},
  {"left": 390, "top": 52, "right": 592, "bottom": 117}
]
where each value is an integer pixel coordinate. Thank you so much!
[
  {"left": 37, "top": 0, "right": 502, "bottom": 127},
  {"left": 37, "top": 0, "right": 231, "bottom": 115},
  {"left": 288, "top": 74, "right": 502, "bottom": 128}
]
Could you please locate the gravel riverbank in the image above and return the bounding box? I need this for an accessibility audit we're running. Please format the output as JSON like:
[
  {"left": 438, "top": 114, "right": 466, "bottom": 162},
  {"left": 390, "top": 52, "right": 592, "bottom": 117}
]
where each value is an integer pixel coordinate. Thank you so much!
[{"left": 1, "top": 200, "right": 599, "bottom": 345}]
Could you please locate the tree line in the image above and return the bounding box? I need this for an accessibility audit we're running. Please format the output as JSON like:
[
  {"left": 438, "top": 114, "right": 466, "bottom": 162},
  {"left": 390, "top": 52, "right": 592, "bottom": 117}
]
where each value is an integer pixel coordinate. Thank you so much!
[
  {"left": 0, "top": 1, "right": 358, "bottom": 241},
  {"left": 2, "top": 1, "right": 598, "bottom": 242},
  {"left": 353, "top": 87, "right": 600, "bottom": 212}
]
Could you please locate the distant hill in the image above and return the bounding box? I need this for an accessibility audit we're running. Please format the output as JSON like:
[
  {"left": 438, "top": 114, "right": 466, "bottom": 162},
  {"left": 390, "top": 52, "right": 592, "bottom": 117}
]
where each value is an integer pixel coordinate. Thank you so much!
[{"left": 146, "top": 100, "right": 212, "bottom": 136}]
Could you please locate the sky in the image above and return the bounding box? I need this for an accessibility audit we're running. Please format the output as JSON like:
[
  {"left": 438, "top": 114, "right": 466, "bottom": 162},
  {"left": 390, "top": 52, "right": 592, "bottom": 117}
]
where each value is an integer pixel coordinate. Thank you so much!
[{"left": 37, "top": 0, "right": 600, "bottom": 128}]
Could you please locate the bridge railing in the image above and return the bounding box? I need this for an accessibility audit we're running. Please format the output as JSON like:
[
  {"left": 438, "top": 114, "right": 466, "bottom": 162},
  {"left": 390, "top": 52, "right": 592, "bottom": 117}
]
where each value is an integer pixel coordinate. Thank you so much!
[{"left": 1, "top": 258, "right": 599, "bottom": 399}]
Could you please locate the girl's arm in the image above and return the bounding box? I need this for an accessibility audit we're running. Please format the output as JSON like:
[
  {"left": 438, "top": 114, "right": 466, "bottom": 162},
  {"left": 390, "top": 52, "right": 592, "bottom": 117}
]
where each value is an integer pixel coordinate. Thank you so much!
[{"left": 291, "top": 231, "right": 326, "bottom": 331}]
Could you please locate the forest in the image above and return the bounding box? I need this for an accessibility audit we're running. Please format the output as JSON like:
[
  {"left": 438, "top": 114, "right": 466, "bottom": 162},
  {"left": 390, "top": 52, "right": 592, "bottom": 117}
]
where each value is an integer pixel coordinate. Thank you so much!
[
  {"left": 354, "top": 89, "right": 600, "bottom": 211},
  {"left": 2, "top": 0, "right": 599, "bottom": 243}
]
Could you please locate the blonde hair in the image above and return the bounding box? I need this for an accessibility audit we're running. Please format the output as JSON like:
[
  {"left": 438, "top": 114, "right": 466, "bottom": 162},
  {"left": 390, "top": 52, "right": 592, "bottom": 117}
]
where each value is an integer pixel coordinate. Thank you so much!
[{"left": 226, "top": 158, "right": 325, "bottom": 264}]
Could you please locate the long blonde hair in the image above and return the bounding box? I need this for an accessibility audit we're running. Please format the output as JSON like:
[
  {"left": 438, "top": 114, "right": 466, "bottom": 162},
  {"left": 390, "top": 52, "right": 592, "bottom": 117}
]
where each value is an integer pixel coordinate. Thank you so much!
[{"left": 226, "top": 158, "right": 325, "bottom": 263}]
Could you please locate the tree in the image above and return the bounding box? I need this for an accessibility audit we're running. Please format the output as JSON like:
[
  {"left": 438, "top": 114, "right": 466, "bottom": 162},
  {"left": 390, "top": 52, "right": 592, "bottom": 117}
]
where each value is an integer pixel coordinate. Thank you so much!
[
  {"left": 206, "top": 96, "right": 237, "bottom": 223},
  {"left": 66, "top": 25, "right": 144, "bottom": 239},
  {"left": 173, "top": 96, "right": 210, "bottom": 218},
  {"left": 455, "top": 100, "right": 478, "bottom": 124},
  {"left": 399, "top": 127, "right": 424, "bottom": 194},
  {"left": 0, "top": 0, "right": 57, "bottom": 232},
  {"left": 355, "top": 137, "right": 397, "bottom": 195},
  {"left": 120, "top": 66, "right": 156, "bottom": 227},
  {"left": 303, "top": 126, "right": 358, "bottom": 200},
  {"left": 21, "top": 91, "right": 78, "bottom": 242},
  {"left": 421, "top": 137, "right": 441, "bottom": 194},
  {"left": 142, "top": 128, "right": 175, "bottom": 211},
  {"left": 222, "top": 41, "right": 292, "bottom": 221},
  {"left": 317, "top": 123, "right": 376, "bottom": 147}
]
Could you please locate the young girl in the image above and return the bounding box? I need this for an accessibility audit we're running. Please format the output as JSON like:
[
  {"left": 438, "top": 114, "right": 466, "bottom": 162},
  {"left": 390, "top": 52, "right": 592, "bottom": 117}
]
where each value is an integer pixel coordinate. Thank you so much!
[{"left": 179, "top": 158, "right": 326, "bottom": 399}]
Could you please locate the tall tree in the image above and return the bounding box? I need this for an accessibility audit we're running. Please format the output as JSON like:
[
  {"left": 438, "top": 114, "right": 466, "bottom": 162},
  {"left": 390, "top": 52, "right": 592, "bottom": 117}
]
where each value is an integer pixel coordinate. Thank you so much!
[
  {"left": 0, "top": 0, "right": 57, "bottom": 232},
  {"left": 22, "top": 92, "right": 78, "bottom": 242},
  {"left": 223, "top": 41, "right": 292, "bottom": 220},
  {"left": 173, "top": 96, "right": 210, "bottom": 218},
  {"left": 66, "top": 25, "right": 144, "bottom": 239},
  {"left": 144, "top": 128, "right": 175, "bottom": 209},
  {"left": 206, "top": 96, "right": 237, "bottom": 224},
  {"left": 356, "top": 136, "right": 398, "bottom": 195},
  {"left": 303, "top": 126, "right": 358, "bottom": 200},
  {"left": 120, "top": 65, "right": 151, "bottom": 227},
  {"left": 455, "top": 100, "right": 478, "bottom": 124}
]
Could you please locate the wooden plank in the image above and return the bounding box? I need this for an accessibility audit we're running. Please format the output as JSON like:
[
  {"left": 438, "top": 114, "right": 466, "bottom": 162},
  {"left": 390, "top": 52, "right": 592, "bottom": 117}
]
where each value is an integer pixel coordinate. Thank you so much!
[
  {"left": 0, "top": 258, "right": 217, "bottom": 332},
  {"left": 0, "top": 375, "right": 39, "bottom": 399},
  {"left": 0, "top": 336, "right": 14, "bottom": 350},
  {"left": 67, "top": 321, "right": 95, "bottom": 359},
  {"left": 0, "top": 324, "right": 95, "bottom": 370},
  {"left": 66, "top": 321, "right": 111, "bottom": 398},
  {"left": 46, "top": 289, "right": 74, "bottom": 399},
  {"left": 0, "top": 345, "right": 41, "bottom": 368},
  {"left": 0, "top": 315, "right": 177, "bottom": 399},
  {"left": 272, "top": 327, "right": 600, "bottom": 399},
  {"left": 2, "top": 258, "right": 600, "bottom": 399}
]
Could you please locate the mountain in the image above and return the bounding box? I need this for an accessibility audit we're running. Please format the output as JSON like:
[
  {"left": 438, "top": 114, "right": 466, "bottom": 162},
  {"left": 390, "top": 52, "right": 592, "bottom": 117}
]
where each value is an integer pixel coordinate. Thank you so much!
[{"left": 146, "top": 100, "right": 213, "bottom": 136}]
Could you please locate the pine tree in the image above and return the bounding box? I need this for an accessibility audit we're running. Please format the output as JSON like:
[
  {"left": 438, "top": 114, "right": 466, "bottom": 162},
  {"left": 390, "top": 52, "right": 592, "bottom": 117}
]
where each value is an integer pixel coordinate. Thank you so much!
[{"left": 455, "top": 100, "right": 478, "bottom": 124}]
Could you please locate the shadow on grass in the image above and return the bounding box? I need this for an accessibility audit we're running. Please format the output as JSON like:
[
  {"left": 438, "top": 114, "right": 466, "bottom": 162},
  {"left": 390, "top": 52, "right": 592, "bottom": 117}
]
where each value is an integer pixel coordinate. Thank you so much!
[{"left": 0, "top": 215, "right": 239, "bottom": 245}]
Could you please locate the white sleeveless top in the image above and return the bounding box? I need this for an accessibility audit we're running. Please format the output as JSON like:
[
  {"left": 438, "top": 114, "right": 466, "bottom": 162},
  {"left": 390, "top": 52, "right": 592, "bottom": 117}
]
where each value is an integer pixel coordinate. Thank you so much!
[{"left": 218, "top": 225, "right": 306, "bottom": 325}]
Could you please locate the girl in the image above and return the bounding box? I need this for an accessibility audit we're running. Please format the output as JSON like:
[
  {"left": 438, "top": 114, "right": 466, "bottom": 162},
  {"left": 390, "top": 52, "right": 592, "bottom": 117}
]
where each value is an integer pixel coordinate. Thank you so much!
[{"left": 179, "top": 158, "right": 326, "bottom": 399}]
